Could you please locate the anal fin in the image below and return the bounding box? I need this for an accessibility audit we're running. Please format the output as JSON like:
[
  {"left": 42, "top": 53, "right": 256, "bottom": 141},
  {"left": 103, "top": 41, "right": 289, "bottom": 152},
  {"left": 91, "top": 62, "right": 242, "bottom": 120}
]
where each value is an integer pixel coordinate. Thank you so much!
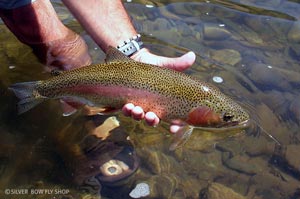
[
  {"left": 83, "top": 106, "right": 118, "bottom": 116},
  {"left": 60, "top": 99, "right": 78, "bottom": 116},
  {"left": 169, "top": 125, "right": 194, "bottom": 151}
]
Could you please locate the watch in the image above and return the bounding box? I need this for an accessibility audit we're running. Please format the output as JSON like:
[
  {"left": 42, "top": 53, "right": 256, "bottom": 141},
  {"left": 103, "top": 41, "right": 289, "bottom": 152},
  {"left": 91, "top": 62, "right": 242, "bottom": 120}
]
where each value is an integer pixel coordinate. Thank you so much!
[{"left": 117, "top": 34, "right": 144, "bottom": 57}]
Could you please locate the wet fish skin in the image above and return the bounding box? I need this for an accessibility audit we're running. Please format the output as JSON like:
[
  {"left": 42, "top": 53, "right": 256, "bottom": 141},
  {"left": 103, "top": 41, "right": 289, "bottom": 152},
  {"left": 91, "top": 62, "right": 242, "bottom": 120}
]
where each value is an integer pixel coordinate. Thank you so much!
[{"left": 9, "top": 47, "right": 249, "bottom": 149}]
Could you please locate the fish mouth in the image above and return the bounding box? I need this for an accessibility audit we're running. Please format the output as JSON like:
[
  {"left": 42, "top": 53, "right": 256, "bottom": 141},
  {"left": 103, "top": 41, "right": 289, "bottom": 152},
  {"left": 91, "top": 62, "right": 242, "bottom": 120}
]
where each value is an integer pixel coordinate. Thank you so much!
[
  {"left": 217, "top": 119, "right": 251, "bottom": 128},
  {"left": 217, "top": 121, "right": 239, "bottom": 128},
  {"left": 194, "top": 119, "right": 251, "bottom": 132}
]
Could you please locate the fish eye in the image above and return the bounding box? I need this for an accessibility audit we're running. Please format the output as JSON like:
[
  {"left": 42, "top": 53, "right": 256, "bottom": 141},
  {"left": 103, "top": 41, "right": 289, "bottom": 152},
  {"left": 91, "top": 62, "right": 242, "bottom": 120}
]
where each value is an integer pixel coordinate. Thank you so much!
[{"left": 223, "top": 113, "right": 234, "bottom": 122}]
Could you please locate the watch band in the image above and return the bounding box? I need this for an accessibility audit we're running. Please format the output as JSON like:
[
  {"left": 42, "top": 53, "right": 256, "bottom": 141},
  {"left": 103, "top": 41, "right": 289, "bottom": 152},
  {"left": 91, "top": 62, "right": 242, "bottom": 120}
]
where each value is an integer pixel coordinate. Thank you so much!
[{"left": 117, "top": 34, "right": 144, "bottom": 57}]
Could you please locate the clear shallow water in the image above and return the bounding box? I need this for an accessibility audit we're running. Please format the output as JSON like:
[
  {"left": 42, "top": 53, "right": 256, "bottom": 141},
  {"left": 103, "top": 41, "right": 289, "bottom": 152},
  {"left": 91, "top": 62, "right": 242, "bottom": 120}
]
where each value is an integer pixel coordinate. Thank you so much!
[{"left": 1, "top": 0, "right": 300, "bottom": 199}]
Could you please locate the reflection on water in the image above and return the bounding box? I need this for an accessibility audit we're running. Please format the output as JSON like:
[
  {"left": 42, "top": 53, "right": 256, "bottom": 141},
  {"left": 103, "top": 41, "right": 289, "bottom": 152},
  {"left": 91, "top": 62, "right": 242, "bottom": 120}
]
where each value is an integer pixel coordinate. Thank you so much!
[{"left": 1, "top": 0, "right": 300, "bottom": 198}]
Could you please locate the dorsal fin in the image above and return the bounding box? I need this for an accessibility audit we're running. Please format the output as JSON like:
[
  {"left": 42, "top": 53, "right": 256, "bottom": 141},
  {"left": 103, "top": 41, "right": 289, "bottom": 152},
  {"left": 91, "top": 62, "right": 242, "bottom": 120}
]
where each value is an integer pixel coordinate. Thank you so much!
[
  {"left": 105, "top": 46, "right": 135, "bottom": 63},
  {"left": 50, "top": 69, "right": 63, "bottom": 76}
]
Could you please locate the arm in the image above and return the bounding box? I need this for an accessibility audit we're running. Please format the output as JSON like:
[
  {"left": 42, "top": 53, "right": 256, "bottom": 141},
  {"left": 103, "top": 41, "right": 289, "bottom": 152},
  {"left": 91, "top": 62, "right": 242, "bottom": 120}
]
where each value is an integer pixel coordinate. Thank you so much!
[
  {"left": 62, "top": 0, "right": 136, "bottom": 52},
  {"left": 61, "top": 0, "right": 196, "bottom": 71},
  {"left": 0, "top": 0, "right": 91, "bottom": 70}
]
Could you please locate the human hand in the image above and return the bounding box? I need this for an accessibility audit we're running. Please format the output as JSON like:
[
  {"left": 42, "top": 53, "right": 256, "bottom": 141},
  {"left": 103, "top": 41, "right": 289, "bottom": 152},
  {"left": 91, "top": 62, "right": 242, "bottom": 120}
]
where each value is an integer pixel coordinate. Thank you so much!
[
  {"left": 131, "top": 48, "right": 196, "bottom": 72},
  {"left": 48, "top": 31, "right": 92, "bottom": 70},
  {"left": 122, "top": 103, "right": 186, "bottom": 134},
  {"left": 123, "top": 48, "right": 196, "bottom": 133},
  {"left": 36, "top": 30, "right": 92, "bottom": 71}
]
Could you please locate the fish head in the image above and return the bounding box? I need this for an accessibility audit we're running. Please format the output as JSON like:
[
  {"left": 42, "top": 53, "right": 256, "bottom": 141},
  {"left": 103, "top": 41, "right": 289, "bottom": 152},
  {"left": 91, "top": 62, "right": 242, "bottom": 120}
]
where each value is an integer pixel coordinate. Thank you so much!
[
  {"left": 186, "top": 103, "right": 249, "bottom": 128},
  {"left": 217, "top": 103, "right": 250, "bottom": 128},
  {"left": 186, "top": 86, "right": 250, "bottom": 128},
  {"left": 171, "top": 98, "right": 249, "bottom": 151}
]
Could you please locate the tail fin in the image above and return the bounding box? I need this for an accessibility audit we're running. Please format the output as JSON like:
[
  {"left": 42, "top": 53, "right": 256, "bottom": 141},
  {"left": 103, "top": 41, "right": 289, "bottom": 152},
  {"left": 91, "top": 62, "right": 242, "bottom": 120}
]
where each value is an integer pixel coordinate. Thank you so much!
[{"left": 9, "top": 81, "right": 44, "bottom": 114}]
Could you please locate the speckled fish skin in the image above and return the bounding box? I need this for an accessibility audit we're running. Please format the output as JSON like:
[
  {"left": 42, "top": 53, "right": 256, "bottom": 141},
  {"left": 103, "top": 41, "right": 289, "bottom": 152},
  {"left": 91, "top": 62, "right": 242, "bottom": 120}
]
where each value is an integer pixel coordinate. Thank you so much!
[{"left": 10, "top": 47, "right": 249, "bottom": 128}]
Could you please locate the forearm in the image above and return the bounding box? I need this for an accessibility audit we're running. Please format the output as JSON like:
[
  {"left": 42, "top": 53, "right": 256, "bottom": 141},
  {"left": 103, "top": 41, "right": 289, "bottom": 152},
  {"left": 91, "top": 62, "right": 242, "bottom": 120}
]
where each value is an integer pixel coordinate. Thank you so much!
[
  {"left": 0, "top": 0, "right": 68, "bottom": 44},
  {"left": 62, "top": 0, "right": 137, "bottom": 52}
]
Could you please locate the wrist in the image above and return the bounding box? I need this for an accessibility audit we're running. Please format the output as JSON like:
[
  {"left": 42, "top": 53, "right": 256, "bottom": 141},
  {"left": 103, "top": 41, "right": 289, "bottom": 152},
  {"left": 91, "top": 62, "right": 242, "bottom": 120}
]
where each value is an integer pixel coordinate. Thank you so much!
[
  {"left": 130, "top": 47, "right": 149, "bottom": 62},
  {"left": 116, "top": 34, "right": 144, "bottom": 57}
]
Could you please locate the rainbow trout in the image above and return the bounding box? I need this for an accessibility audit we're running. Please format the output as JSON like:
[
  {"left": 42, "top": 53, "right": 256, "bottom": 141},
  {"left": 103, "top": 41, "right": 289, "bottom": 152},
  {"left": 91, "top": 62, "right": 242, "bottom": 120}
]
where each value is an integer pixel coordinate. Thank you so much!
[{"left": 9, "top": 47, "right": 250, "bottom": 149}]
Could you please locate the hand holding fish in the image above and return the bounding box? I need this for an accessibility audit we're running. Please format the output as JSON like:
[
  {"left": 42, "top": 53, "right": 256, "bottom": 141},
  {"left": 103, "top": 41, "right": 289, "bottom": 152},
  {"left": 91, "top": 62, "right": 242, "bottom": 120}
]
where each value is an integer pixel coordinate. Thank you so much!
[
  {"left": 122, "top": 104, "right": 185, "bottom": 134},
  {"left": 122, "top": 104, "right": 160, "bottom": 126},
  {"left": 123, "top": 48, "right": 196, "bottom": 131}
]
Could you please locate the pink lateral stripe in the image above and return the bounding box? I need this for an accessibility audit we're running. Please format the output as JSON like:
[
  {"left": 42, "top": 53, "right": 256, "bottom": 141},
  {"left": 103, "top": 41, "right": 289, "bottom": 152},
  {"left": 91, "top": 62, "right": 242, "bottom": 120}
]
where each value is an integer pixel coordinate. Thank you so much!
[
  {"left": 62, "top": 84, "right": 173, "bottom": 118},
  {"left": 63, "top": 84, "right": 158, "bottom": 98}
]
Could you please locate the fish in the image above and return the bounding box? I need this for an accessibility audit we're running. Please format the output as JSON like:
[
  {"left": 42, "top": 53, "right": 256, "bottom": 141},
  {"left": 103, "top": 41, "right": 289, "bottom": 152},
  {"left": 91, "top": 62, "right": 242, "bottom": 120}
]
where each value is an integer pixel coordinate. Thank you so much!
[{"left": 9, "top": 47, "right": 250, "bottom": 150}]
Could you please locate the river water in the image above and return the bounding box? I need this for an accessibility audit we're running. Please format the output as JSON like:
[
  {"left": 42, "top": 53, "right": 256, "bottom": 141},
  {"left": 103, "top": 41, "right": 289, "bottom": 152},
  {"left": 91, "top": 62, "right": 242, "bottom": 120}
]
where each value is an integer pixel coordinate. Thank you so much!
[{"left": 0, "top": 0, "right": 300, "bottom": 199}]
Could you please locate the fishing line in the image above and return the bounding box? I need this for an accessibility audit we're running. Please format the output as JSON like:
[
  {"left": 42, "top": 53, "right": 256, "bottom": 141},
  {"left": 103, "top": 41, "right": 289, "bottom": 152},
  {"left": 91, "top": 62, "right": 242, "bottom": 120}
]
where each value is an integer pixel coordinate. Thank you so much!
[{"left": 239, "top": 100, "right": 282, "bottom": 146}]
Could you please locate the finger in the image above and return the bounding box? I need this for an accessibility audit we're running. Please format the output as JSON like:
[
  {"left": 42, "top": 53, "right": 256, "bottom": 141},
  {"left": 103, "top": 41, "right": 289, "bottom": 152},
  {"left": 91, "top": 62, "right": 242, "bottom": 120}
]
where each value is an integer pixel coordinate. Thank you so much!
[
  {"left": 131, "top": 106, "right": 145, "bottom": 120},
  {"left": 131, "top": 48, "right": 196, "bottom": 72},
  {"left": 159, "top": 51, "right": 196, "bottom": 72},
  {"left": 145, "top": 112, "right": 160, "bottom": 126},
  {"left": 122, "top": 103, "right": 135, "bottom": 116}
]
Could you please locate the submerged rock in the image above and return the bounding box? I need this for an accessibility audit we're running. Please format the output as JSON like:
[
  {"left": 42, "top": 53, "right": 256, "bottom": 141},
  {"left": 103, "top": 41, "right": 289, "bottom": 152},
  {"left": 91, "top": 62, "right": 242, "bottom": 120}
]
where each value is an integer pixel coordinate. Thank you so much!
[
  {"left": 290, "top": 97, "right": 300, "bottom": 124},
  {"left": 242, "top": 136, "right": 276, "bottom": 156},
  {"left": 167, "top": 2, "right": 213, "bottom": 17},
  {"left": 210, "top": 49, "right": 241, "bottom": 66},
  {"left": 203, "top": 23, "right": 232, "bottom": 40},
  {"left": 245, "top": 63, "right": 291, "bottom": 91},
  {"left": 200, "top": 182, "right": 246, "bottom": 199},
  {"left": 178, "top": 150, "right": 224, "bottom": 181},
  {"left": 139, "top": 148, "right": 182, "bottom": 175},
  {"left": 222, "top": 153, "right": 264, "bottom": 175},
  {"left": 129, "top": 182, "right": 150, "bottom": 198},
  {"left": 254, "top": 104, "right": 290, "bottom": 145},
  {"left": 260, "top": 90, "right": 291, "bottom": 117},
  {"left": 288, "top": 21, "right": 300, "bottom": 43},
  {"left": 153, "top": 175, "right": 178, "bottom": 199},
  {"left": 249, "top": 170, "right": 300, "bottom": 199},
  {"left": 284, "top": 145, "right": 300, "bottom": 173},
  {"left": 130, "top": 175, "right": 179, "bottom": 199},
  {"left": 289, "top": 44, "right": 300, "bottom": 60}
]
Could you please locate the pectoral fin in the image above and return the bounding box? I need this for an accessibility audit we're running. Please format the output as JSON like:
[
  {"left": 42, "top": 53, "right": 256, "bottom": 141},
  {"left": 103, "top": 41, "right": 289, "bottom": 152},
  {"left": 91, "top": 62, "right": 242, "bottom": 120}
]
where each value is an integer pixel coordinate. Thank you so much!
[
  {"left": 60, "top": 99, "right": 119, "bottom": 117},
  {"left": 169, "top": 125, "right": 194, "bottom": 151},
  {"left": 60, "top": 99, "right": 79, "bottom": 116},
  {"left": 83, "top": 105, "right": 118, "bottom": 116},
  {"left": 60, "top": 97, "right": 93, "bottom": 116}
]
